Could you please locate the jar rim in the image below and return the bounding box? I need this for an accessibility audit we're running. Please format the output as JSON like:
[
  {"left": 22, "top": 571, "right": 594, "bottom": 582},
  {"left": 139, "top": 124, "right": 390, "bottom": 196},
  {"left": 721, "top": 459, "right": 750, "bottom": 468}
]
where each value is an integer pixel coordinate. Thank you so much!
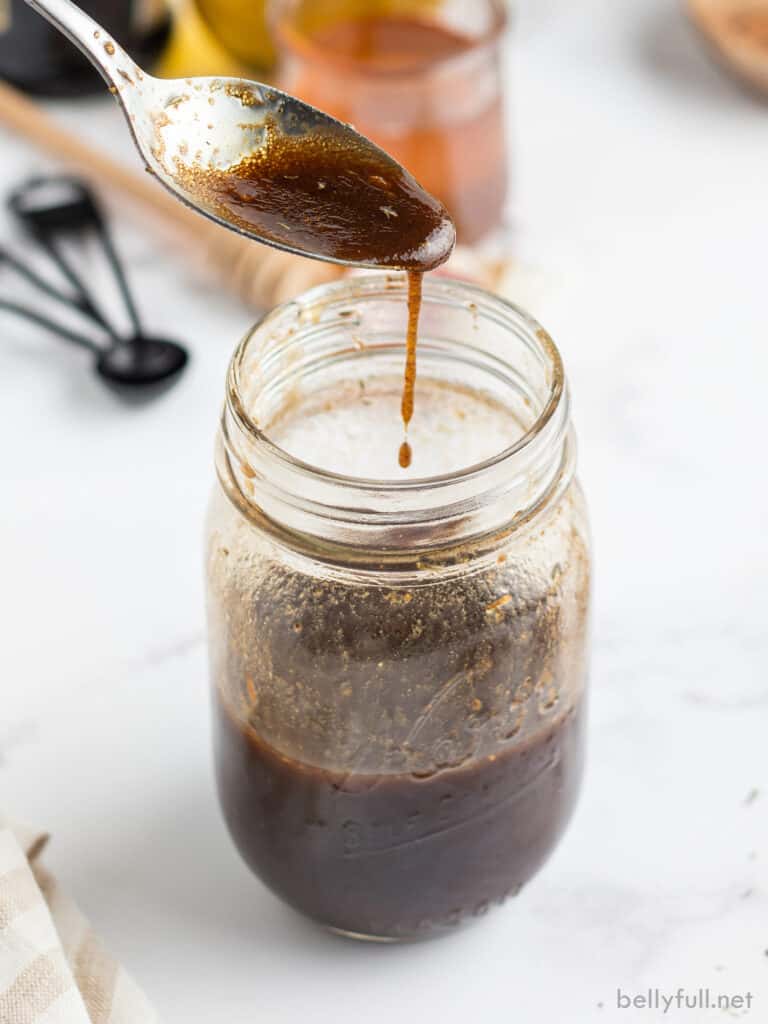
[
  {"left": 221, "top": 273, "right": 573, "bottom": 555},
  {"left": 270, "top": 0, "right": 510, "bottom": 82},
  {"left": 227, "top": 274, "right": 565, "bottom": 494}
]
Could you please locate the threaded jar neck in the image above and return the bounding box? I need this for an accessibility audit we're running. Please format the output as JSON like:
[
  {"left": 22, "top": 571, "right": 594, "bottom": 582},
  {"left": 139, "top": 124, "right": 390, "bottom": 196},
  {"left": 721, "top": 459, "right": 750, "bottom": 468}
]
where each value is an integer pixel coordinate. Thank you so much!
[{"left": 217, "top": 274, "right": 574, "bottom": 560}]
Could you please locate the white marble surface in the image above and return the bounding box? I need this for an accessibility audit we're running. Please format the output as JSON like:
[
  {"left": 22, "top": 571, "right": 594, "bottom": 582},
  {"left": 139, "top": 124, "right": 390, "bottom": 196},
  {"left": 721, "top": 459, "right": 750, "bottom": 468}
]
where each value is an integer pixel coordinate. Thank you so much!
[{"left": 2, "top": 1, "right": 767, "bottom": 1020}]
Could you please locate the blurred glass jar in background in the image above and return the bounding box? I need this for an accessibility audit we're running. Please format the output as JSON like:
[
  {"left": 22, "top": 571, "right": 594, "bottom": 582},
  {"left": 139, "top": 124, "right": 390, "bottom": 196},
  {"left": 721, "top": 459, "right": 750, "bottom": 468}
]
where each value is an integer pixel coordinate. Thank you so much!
[{"left": 271, "top": 0, "right": 510, "bottom": 245}]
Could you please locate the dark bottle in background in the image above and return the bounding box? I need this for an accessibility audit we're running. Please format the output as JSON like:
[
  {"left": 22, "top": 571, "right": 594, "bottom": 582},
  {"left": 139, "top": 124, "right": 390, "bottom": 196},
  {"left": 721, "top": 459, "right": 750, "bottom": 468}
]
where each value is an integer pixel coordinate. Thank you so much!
[{"left": 0, "top": 0, "right": 171, "bottom": 97}]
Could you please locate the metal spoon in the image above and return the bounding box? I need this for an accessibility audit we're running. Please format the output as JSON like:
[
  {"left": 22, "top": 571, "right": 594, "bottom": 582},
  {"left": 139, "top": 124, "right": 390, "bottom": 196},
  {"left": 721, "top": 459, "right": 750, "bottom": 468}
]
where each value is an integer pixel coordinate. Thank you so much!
[{"left": 22, "top": 0, "right": 455, "bottom": 271}]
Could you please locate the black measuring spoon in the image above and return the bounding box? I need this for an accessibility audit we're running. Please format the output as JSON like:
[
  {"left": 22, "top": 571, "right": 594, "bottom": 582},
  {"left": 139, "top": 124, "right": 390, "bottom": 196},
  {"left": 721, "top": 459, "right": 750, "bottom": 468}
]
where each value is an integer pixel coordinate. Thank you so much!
[{"left": 6, "top": 176, "right": 188, "bottom": 394}]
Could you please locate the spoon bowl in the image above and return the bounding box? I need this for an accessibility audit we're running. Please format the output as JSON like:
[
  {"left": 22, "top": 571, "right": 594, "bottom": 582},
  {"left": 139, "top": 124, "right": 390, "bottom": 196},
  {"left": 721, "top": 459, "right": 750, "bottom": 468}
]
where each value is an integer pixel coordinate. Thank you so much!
[{"left": 23, "top": 0, "right": 455, "bottom": 271}]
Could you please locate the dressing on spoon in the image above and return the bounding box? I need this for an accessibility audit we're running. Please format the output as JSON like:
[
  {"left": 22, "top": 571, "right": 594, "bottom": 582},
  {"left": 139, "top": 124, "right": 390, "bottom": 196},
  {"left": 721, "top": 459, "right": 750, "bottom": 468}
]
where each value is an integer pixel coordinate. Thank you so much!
[{"left": 172, "top": 118, "right": 454, "bottom": 468}]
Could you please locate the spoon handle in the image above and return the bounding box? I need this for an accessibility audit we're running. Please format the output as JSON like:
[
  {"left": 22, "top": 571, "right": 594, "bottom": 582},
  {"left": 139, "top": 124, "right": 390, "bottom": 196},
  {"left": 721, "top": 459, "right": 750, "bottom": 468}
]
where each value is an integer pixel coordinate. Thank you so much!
[{"left": 22, "top": 0, "right": 137, "bottom": 91}]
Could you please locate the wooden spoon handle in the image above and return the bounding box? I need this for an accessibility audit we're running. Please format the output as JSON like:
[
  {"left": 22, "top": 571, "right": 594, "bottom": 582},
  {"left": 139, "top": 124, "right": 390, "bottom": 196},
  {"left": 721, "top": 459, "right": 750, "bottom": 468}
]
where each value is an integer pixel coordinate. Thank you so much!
[{"left": 687, "top": 0, "right": 768, "bottom": 95}]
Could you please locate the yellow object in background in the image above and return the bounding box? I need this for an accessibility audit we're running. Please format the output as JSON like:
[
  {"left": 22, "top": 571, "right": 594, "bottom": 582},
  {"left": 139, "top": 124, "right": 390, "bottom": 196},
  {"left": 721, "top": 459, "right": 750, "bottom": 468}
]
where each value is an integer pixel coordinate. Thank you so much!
[
  {"left": 157, "top": 0, "right": 267, "bottom": 79},
  {"left": 196, "top": 0, "right": 275, "bottom": 70}
]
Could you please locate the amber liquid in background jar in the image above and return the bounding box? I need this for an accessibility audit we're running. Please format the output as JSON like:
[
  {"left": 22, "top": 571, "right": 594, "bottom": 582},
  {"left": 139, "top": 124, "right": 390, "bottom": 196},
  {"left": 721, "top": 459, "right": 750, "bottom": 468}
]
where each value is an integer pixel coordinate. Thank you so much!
[{"left": 272, "top": 0, "right": 510, "bottom": 244}]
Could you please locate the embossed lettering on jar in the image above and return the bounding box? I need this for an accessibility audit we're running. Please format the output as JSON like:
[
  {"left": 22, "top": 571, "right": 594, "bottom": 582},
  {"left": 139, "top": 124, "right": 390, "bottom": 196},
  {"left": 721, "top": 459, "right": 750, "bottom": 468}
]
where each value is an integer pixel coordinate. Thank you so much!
[{"left": 206, "top": 275, "right": 592, "bottom": 941}]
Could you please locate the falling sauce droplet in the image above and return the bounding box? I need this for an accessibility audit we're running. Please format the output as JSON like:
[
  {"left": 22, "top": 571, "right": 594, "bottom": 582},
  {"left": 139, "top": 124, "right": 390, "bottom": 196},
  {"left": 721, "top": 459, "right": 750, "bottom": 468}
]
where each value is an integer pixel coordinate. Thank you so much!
[{"left": 399, "top": 440, "right": 412, "bottom": 469}]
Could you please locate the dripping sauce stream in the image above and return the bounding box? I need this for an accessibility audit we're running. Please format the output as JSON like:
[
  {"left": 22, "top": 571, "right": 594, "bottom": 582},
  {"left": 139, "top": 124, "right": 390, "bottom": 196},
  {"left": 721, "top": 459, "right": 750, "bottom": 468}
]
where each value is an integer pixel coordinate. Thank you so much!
[{"left": 399, "top": 269, "right": 423, "bottom": 470}]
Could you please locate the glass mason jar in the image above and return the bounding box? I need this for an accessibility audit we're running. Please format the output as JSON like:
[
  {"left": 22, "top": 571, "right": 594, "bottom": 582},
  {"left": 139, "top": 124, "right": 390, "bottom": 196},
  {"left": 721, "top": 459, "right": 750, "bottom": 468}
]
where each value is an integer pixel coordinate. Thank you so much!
[
  {"left": 206, "top": 275, "right": 591, "bottom": 941},
  {"left": 270, "top": 0, "right": 510, "bottom": 245}
]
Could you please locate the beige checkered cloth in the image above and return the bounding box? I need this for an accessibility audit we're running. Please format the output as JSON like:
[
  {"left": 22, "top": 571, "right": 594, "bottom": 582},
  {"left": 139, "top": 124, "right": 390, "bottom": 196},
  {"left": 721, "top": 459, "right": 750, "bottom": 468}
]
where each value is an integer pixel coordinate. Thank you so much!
[{"left": 0, "top": 820, "right": 158, "bottom": 1024}]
